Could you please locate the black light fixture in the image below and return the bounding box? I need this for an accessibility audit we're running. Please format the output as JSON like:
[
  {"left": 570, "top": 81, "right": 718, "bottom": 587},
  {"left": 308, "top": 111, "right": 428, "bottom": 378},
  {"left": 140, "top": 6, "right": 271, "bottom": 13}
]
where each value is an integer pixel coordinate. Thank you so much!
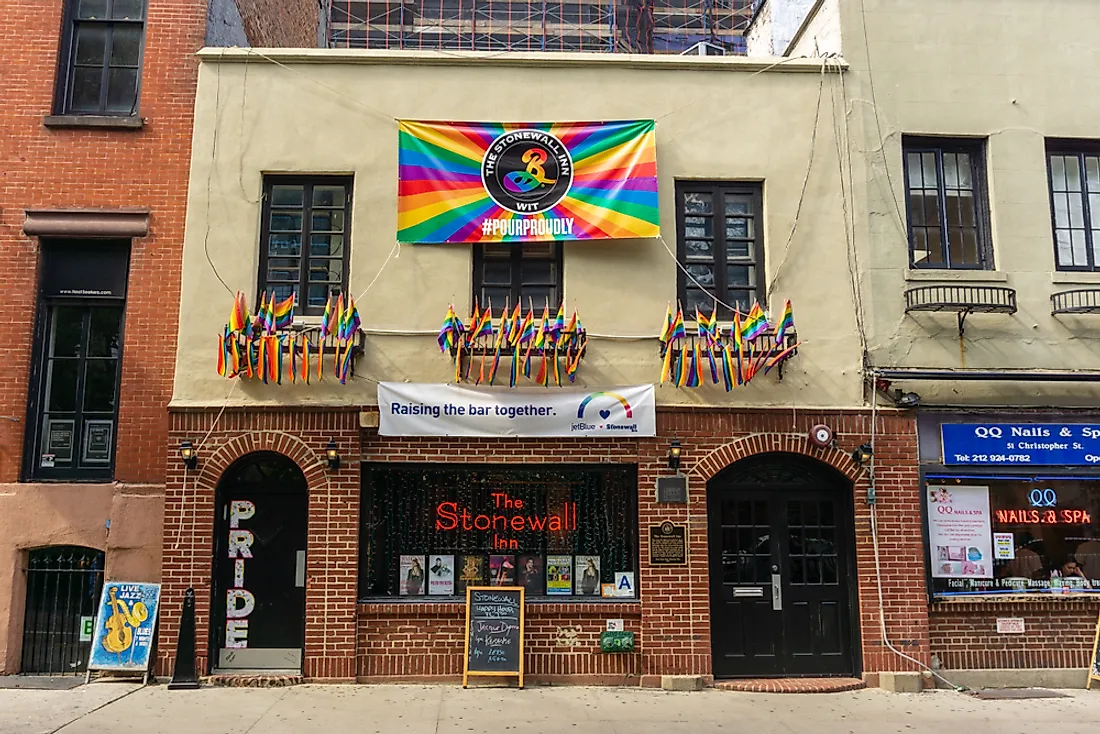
[
  {"left": 179, "top": 441, "right": 198, "bottom": 471},
  {"left": 325, "top": 439, "right": 341, "bottom": 470},
  {"left": 667, "top": 440, "right": 682, "bottom": 471},
  {"left": 851, "top": 443, "right": 873, "bottom": 466},
  {"left": 894, "top": 390, "right": 921, "bottom": 409}
]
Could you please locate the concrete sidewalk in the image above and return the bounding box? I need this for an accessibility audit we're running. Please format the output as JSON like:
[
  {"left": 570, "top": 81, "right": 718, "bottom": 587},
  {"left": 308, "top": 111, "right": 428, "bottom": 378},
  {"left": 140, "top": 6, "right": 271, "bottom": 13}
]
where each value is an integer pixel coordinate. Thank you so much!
[{"left": 3, "top": 682, "right": 1100, "bottom": 734}]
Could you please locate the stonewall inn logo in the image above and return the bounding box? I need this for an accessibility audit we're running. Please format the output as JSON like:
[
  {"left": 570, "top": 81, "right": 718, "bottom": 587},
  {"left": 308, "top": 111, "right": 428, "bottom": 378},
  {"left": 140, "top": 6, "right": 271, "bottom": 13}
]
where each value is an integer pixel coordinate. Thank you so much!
[{"left": 482, "top": 130, "right": 573, "bottom": 215}]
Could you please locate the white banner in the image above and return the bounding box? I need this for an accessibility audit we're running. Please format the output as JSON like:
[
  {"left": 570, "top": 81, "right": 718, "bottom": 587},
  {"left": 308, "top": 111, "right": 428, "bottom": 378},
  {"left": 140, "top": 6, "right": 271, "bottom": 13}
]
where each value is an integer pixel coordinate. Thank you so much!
[
  {"left": 378, "top": 383, "right": 656, "bottom": 437},
  {"left": 927, "top": 485, "right": 993, "bottom": 579}
]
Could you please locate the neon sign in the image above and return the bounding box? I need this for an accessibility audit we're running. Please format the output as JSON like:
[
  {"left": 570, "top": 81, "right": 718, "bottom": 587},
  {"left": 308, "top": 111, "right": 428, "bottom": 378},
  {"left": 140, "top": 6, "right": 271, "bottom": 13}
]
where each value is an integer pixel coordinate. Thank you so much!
[
  {"left": 995, "top": 509, "right": 1092, "bottom": 525},
  {"left": 435, "top": 491, "right": 577, "bottom": 550},
  {"left": 1028, "top": 488, "right": 1057, "bottom": 507}
]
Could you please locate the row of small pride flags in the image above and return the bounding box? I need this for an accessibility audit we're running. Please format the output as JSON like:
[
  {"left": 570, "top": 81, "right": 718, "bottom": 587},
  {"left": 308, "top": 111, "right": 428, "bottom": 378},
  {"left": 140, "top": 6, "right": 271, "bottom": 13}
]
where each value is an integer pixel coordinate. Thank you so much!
[
  {"left": 658, "top": 300, "right": 799, "bottom": 389},
  {"left": 438, "top": 299, "right": 588, "bottom": 387},
  {"left": 217, "top": 291, "right": 362, "bottom": 384}
]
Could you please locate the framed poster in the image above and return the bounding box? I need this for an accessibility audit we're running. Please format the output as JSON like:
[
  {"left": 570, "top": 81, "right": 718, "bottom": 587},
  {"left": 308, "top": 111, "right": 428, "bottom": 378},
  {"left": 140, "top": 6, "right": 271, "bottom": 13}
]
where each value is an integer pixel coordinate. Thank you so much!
[
  {"left": 546, "top": 555, "right": 572, "bottom": 595},
  {"left": 82, "top": 420, "right": 113, "bottom": 464},
  {"left": 927, "top": 485, "right": 993, "bottom": 579},
  {"left": 46, "top": 418, "right": 75, "bottom": 464},
  {"left": 400, "top": 555, "right": 426, "bottom": 596},
  {"left": 428, "top": 555, "right": 455, "bottom": 596}
]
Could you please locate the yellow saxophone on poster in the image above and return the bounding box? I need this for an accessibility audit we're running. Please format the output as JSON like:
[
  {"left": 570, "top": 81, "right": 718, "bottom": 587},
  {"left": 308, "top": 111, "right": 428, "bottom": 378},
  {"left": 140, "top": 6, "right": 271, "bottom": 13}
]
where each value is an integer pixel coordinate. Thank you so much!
[{"left": 102, "top": 586, "right": 149, "bottom": 654}]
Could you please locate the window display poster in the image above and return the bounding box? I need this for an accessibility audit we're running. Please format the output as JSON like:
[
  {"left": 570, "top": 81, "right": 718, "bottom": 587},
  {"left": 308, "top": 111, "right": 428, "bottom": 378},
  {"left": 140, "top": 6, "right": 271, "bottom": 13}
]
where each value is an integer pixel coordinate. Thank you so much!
[
  {"left": 994, "top": 533, "right": 1015, "bottom": 560},
  {"left": 546, "top": 555, "right": 572, "bottom": 595},
  {"left": 400, "top": 555, "right": 425, "bottom": 596},
  {"left": 576, "top": 555, "right": 601, "bottom": 595},
  {"left": 428, "top": 555, "right": 455, "bottom": 596},
  {"left": 517, "top": 554, "right": 544, "bottom": 595},
  {"left": 490, "top": 554, "right": 515, "bottom": 586},
  {"left": 927, "top": 485, "right": 993, "bottom": 579},
  {"left": 457, "top": 555, "right": 486, "bottom": 595}
]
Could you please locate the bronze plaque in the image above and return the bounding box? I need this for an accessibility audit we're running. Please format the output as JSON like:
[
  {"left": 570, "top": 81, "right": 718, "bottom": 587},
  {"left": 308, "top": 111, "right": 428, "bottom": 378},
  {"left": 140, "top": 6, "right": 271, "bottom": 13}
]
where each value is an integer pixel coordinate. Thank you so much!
[{"left": 649, "top": 522, "right": 687, "bottom": 566}]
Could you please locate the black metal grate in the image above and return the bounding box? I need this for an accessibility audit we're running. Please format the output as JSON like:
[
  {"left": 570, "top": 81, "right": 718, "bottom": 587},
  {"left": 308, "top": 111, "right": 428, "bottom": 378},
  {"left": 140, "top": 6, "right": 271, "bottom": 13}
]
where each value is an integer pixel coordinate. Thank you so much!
[
  {"left": 904, "top": 285, "right": 1017, "bottom": 314},
  {"left": 1051, "top": 288, "right": 1100, "bottom": 315},
  {"left": 21, "top": 546, "right": 104, "bottom": 674}
]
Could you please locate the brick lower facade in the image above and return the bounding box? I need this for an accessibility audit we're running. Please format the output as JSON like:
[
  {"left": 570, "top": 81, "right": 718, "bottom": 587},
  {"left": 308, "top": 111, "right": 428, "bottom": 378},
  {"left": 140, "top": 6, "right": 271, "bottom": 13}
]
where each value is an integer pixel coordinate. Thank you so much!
[
  {"left": 929, "top": 601, "right": 1099, "bottom": 670},
  {"left": 157, "top": 404, "right": 941, "bottom": 683}
]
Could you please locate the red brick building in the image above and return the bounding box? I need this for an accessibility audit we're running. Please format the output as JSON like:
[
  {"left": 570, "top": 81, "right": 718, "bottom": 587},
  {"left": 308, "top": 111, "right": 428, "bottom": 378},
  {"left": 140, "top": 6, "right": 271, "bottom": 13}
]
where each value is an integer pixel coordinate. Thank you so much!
[{"left": 0, "top": 0, "right": 314, "bottom": 676}]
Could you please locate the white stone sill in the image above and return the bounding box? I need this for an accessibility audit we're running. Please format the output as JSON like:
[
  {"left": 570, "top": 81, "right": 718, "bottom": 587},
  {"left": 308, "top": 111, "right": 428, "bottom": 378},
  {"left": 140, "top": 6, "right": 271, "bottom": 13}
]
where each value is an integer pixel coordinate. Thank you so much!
[{"left": 904, "top": 270, "right": 1009, "bottom": 283}]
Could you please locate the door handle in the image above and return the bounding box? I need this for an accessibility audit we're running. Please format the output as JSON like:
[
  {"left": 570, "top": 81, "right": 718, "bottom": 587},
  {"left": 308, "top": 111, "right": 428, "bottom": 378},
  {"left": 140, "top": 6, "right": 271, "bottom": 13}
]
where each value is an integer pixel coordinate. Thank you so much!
[
  {"left": 771, "top": 572, "right": 782, "bottom": 611},
  {"left": 294, "top": 550, "right": 306, "bottom": 588}
]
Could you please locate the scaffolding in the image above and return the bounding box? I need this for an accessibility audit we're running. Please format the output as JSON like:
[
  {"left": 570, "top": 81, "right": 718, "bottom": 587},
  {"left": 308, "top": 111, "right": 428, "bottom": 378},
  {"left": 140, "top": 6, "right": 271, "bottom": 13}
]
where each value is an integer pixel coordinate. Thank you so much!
[{"left": 328, "top": 0, "right": 753, "bottom": 54}]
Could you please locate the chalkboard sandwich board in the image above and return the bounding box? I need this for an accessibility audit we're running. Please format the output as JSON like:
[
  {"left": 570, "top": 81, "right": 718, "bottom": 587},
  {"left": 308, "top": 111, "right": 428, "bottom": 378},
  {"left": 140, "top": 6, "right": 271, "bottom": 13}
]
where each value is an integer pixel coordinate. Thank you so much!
[{"left": 463, "top": 586, "right": 525, "bottom": 688}]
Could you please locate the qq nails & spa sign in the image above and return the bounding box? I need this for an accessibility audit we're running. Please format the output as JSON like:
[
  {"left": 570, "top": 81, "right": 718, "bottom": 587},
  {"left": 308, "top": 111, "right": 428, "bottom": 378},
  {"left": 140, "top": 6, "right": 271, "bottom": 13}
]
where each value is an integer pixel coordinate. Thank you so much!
[
  {"left": 927, "top": 485, "right": 993, "bottom": 581},
  {"left": 942, "top": 423, "right": 1100, "bottom": 465},
  {"left": 377, "top": 383, "right": 656, "bottom": 438}
]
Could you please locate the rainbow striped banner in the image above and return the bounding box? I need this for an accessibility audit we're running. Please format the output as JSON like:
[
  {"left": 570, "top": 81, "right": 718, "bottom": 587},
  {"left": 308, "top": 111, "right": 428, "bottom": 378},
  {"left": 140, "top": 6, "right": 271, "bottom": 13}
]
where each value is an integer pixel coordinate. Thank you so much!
[{"left": 397, "top": 120, "right": 659, "bottom": 243}]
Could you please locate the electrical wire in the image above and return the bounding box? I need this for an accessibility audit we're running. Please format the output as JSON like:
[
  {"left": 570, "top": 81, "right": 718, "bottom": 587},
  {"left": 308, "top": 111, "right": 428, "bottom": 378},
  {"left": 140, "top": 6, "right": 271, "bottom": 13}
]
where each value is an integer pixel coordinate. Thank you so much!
[
  {"left": 827, "top": 56, "right": 868, "bottom": 356},
  {"left": 765, "top": 58, "right": 827, "bottom": 299},
  {"left": 867, "top": 388, "right": 966, "bottom": 692},
  {"left": 355, "top": 241, "right": 401, "bottom": 302},
  {"left": 658, "top": 235, "right": 745, "bottom": 314},
  {"left": 241, "top": 48, "right": 395, "bottom": 122},
  {"left": 203, "top": 59, "right": 235, "bottom": 297},
  {"left": 858, "top": 0, "right": 907, "bottom": 234}
]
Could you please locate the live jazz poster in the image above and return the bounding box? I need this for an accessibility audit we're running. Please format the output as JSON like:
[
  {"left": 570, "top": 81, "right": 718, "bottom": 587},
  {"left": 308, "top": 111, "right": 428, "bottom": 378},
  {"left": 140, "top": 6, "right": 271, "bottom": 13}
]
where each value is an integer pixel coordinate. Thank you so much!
[
  {"left": 397, "top": 120, "right": 659, "bottom": 243},
  {"left": 88, "top": 582, "right": 161, "bottom": 672}
]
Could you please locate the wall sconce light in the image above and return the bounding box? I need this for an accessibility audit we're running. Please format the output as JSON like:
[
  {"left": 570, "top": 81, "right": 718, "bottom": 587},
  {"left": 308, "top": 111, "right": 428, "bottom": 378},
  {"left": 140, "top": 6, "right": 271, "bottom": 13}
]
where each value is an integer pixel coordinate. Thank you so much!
[
  {"left": 667, "top": 440, "right": 682, "bottom": 471},
  {"left": 179, "top": 441, "right": 198, "bottom": 471},
  {"left": 325, "top": 439, "right": 341, "bottom": 470},
  {"left": 851, "top": 443, "right": 873, "bottom": 466}
]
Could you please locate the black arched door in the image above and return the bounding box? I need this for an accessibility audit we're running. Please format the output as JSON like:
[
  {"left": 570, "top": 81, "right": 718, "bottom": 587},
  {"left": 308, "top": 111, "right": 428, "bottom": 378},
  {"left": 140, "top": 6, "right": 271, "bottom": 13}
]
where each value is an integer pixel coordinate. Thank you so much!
[
  {"left": 211, "top": 452, "right": 307, "bottom": 671},
  {"left": 708, "top": 453, "right": 858, "bottom": 678}
]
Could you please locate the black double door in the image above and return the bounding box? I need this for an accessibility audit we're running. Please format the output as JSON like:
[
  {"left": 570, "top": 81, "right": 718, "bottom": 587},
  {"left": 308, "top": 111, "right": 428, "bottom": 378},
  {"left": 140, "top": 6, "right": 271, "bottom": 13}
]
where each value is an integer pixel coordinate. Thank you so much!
[
  {"left": 709, "top": 463, "right": 857, "bottom": 678},
  {"left": 212, "top": 453, "right": 307, "bottom": 671}
]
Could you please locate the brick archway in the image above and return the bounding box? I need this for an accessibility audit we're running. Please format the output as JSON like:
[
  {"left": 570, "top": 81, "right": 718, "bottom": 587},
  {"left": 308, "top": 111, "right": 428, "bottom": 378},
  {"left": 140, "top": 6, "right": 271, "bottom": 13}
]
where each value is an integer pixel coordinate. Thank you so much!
[
  {"left": 197, "top": 431, "right": 329, "bottom": 494},
  {"left": 688, "top": 434, "right": 865, "bottom": 486}
]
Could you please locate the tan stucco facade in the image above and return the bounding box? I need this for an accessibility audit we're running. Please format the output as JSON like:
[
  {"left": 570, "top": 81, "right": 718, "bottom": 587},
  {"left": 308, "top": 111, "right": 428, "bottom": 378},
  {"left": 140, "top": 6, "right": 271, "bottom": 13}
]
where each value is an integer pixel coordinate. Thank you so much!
[
  {"left": 836, "top": 0, "right": 1100, "bottom": 404},
  {"left": 173, "top": 50, "right": 864, "bottom": 409},
  {"left": 0, "top": 484, "right": 162, "bottom": 674}
]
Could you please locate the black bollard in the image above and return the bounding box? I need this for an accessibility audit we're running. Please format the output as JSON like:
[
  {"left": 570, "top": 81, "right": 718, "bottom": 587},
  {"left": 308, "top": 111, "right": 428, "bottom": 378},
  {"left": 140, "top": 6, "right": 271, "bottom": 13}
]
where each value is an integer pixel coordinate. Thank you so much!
[{"left": 168, "top": 587, "right": 200, "bottom": 689}]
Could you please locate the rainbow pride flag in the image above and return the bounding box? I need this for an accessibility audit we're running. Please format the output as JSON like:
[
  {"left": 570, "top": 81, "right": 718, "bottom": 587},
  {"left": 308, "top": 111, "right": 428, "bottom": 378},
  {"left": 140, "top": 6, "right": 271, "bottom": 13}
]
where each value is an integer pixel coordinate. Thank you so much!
[{"left": 397, "top": 120, "right": 659, "bottom": 243}]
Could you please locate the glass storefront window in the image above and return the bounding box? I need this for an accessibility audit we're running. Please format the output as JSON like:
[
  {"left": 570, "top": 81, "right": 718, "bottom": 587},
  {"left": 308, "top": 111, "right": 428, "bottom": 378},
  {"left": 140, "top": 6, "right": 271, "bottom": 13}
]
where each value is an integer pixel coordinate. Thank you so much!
[
  {"left": 359, "top": 465, "right": 638, "bottom": 600},
  {"left": 927, "top": 477, "right": 1100, "bottom": 598}
]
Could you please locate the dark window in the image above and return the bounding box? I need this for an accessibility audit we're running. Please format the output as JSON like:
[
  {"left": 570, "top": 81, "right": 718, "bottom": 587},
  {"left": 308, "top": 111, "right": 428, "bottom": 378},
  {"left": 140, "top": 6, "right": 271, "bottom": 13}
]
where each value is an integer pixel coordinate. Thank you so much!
[
  {"left": 29, "top": 305, "right": 124, "bottom": 479},
  {"left": 903, "top": 138, "right": 992, "bottom": 269},
  {"left": 1047, "top": 144, "right": 1100, "bottom": 270},
  {"left": 258, "top": 176, "right": 353, "bottom": 316},
  {"left": 926, "top": 478, "right": 1100, "bottom": 599},
  {"left": 359, "top": 465, "right": 638, "bottom": 599},
  {"left": 473, "top": 243, "right": 562, "bottom": 317},
  {"left": 26, "top": 240, "right": 128, "bottom": 481},
  {"left": 56, "top": 0, "right": 146, "bottom": 115},
  {"left": 675, "top": 182, "right": 764, "bottom": 319}
]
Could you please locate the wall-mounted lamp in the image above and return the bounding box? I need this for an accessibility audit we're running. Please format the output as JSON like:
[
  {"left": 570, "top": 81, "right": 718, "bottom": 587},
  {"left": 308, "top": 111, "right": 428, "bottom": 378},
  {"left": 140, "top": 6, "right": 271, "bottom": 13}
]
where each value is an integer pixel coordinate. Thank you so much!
[
  {"left": 179, "top": 441, "right": 198, "bottom": 471},
  {"left": 894, "top": 390, "right": 921, "bottom": 409},
  {"left": 850, "top": 443, "right": 873, "bottom": 466},
  {"left": 667, "top": 440, "right": 682, "bottom": 472},
  {"left": 325, "top": 439, "right": 341, "bottom": 470}
]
